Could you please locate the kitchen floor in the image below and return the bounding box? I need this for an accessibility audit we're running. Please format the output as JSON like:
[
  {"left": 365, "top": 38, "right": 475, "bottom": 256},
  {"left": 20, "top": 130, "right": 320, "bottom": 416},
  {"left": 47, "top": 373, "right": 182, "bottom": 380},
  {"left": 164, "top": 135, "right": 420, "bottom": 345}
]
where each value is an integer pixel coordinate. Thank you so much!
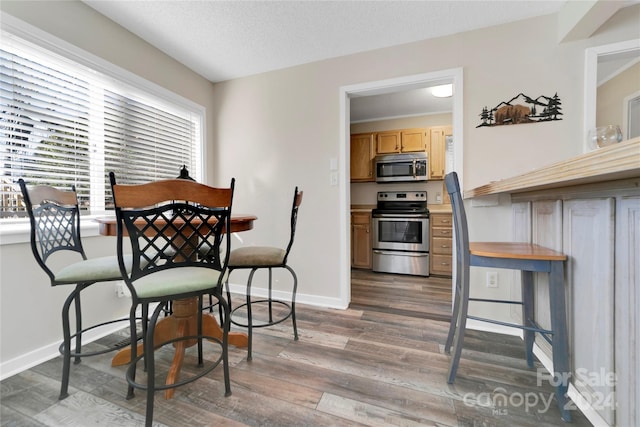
[
  {"left": 1, "top": 276, "right": 593, "bottom": 426},
  {"left": 350, "top": 268, "right": 452, "bottom": 322}
]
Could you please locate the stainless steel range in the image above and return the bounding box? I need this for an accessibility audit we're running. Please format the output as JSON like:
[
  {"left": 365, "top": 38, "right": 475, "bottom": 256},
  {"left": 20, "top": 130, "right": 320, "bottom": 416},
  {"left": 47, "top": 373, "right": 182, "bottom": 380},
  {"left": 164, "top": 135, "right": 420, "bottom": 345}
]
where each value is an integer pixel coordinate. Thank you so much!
[{"left": 371, "top": 191, "right": 429, "bottom": 276}]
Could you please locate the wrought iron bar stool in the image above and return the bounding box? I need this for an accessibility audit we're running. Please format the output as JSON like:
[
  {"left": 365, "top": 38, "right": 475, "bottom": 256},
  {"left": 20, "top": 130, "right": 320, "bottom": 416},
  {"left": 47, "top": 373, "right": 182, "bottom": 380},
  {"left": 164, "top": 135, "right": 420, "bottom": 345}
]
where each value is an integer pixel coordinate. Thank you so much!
[
  {"left": 18, "top": 179, "right": 133, "bottom": 400},
  {"left": 444, "top": 172, "right": 571, "bottom": 422},
  {"left": 110, "top": 173, "right": 234, "bottom": 426},
  {"left": 226, "top": 186, "right": 302, "bottom": 360}
]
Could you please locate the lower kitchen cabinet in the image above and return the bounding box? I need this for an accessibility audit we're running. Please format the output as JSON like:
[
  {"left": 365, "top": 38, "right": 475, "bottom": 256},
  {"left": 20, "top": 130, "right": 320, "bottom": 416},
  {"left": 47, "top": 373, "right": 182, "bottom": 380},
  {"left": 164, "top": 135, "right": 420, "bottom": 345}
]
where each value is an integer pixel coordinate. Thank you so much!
[
  {"left": 430, "top": 212, "right": 453, "bottom": 276},
  {"left": 351, "top": 212, "right": 372, "bottom": 269},
  {"left": 511, "top": 190, "right": 640, "bottom": 427}
]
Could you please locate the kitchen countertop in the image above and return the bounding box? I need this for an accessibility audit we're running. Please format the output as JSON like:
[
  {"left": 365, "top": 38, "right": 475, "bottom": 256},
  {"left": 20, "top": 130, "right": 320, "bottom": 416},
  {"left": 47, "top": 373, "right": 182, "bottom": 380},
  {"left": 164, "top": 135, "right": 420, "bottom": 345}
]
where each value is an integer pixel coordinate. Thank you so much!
[
  {"left": 350, "top": 204, "right": 451, "bottom": 213},
  {"left": 428, "top": 204, "right": 452, "bottom": 213},
  {"left": 465, "top": 137, "right": 640, "bottom": 198},
  {"left": 350, "top": 204, "right": 376, "bottom": 212}
]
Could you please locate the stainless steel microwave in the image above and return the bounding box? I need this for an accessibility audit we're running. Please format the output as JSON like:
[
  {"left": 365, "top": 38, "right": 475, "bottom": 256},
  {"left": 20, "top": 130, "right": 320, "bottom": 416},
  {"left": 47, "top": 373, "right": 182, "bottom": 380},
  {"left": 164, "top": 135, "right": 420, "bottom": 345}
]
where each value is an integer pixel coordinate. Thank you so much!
[{"left": 374, "top": 152, "right": 428, "bottom": 183}]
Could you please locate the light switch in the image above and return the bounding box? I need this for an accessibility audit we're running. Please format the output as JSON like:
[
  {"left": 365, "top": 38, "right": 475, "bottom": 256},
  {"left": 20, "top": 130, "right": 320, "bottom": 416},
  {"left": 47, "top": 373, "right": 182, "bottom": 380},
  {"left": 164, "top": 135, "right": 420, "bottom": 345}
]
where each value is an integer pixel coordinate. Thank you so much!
[
  {"left": 329, "top": 158, "right": 338, "bottom": 171},
  {"left": 329, "top": 172, "right": 338, "bottom": 186}
]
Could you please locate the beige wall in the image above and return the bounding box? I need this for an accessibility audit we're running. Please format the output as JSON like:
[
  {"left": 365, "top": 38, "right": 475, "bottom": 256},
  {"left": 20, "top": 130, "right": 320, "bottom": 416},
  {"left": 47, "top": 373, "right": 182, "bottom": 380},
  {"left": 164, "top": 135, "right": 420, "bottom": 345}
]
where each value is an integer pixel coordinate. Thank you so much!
[
  {"left": 210, "top": 5, "right": 640, "bottom": 298},
  {"left": 2, "top": 0, "right": 640, "bottom": 374},
  {"left": 597, "top": 62, "right": 640, "bottom": 134},
  {"left": 0, "top": 0, "right": 218, "bottom": 372}
]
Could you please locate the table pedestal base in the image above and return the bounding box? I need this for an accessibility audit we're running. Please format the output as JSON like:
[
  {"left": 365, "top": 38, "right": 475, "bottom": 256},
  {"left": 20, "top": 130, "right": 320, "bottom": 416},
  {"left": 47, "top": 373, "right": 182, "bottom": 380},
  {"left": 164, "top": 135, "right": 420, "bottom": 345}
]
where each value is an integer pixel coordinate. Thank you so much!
[{"left": 111, "top": 298, "right": 248, "bottom": 399}]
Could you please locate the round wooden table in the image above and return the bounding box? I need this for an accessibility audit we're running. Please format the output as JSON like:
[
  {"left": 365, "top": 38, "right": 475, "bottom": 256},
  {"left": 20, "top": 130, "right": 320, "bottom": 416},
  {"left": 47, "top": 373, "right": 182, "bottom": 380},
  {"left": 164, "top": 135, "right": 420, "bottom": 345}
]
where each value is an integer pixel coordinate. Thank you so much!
[{"left": 95, "top": 214, "right": 256, "bottom": 399}]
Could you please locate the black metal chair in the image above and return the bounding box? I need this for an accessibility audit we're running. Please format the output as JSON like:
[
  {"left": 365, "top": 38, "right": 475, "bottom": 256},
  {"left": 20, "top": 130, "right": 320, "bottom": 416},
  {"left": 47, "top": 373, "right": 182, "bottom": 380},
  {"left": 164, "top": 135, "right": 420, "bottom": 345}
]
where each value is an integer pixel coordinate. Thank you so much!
[
  {"left": 18, "top": 179, "right": 132, "bottom": 400},
  {"left": 226, "top": 187, "right": 302, "bottom": 360},
  {"left": 443, "top": 171, "right": 572, "bottom": 422},
  {"left": 110, "top": 172, "right": 234, "bottom": 427}
]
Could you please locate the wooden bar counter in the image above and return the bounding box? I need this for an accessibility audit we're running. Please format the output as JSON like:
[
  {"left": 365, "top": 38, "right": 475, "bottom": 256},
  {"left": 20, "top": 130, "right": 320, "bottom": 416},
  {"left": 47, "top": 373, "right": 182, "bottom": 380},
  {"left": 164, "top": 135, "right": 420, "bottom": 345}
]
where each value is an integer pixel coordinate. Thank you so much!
[
  {"left": 463, "top": 136, "right": 639, "bottom": 427},
  {"left": 465, "top": 136, "right": 640, "bottom": 198}
]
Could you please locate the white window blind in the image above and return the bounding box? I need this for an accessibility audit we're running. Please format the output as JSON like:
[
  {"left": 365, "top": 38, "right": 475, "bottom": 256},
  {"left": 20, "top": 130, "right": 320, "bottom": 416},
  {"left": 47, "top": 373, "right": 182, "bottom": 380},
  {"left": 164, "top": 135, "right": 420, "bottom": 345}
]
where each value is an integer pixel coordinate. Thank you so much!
[{"left": 1, "top": 30, "right": 202, "bottom": 218}]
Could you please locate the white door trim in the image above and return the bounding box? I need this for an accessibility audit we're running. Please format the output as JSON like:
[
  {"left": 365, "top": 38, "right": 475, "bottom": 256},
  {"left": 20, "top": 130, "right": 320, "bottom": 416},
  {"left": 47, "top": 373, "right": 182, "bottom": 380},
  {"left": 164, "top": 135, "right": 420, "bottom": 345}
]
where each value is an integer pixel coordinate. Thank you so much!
[{"left": 338, "top": 68, "right": 464, "bottom": 308}]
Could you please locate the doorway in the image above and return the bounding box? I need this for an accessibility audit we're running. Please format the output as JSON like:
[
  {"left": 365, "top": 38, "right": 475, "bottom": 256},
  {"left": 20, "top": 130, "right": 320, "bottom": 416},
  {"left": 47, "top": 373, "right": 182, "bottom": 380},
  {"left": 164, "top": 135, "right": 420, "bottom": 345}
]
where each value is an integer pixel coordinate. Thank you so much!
[{"left": 339, "top": 68, "right": 464, "bottom": 310}]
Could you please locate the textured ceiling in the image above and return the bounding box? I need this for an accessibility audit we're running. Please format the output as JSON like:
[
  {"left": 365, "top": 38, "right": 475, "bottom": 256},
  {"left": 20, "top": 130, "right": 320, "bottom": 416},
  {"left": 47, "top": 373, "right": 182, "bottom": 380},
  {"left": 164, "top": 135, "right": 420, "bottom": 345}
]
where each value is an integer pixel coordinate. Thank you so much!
[
  {"left": 83, "top": 0, "right": 566, "bottom": 83},
  {"left": 83, "top": 1, "right": 572, "bottom": 122}
]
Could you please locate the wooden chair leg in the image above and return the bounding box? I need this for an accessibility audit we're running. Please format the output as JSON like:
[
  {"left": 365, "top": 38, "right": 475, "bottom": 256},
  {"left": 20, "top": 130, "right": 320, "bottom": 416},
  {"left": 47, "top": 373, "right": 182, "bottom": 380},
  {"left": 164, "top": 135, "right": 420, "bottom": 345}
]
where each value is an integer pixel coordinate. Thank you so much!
[
  {"left": 126, "top": 306, "right": 138, "bottom": 400},
  {"left": 59, "top": 291, "right": 76, "bottom": 400},
  {"left": 521, "top": 271, "right": 535, "bottom": 368},
  {"left": 548, "top": 262, "right": 571, "bottom": 422},
  {"left": 245, "top": 268, "right": 257, "bottom": 361},
  {"left": 219, "top": 295, "right": 232, "bottom": 396},
  {"left": 73, "top": 292, "right": 82, "bottom": 365},
  {"left": 445, "top": 284, "right": 461, "bottom": 354},
  {"left": 285, "top": 265, "right": 299, "bottom": 340},
  {"left": 447, "top": 285, "right": 469, "bottom": 383}
]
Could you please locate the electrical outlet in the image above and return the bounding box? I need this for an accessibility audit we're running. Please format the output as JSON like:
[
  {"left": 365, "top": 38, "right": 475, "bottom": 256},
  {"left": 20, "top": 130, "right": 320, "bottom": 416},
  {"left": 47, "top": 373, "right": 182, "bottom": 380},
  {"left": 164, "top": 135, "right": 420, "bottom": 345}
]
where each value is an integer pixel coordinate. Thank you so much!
[
  {"left": 115, "top": 281, "right": 128, "bottom": 298},
  {"left": 486, "top": 271, "right": 498, "bottom": 288}
]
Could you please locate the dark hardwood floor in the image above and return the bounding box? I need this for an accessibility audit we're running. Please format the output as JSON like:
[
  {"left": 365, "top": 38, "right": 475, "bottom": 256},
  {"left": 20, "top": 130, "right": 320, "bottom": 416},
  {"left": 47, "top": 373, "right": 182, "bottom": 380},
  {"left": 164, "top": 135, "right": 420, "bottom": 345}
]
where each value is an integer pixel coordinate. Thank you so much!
[
  {"left": 1, "top": 270, "right": 592, "bottom": 426},
  {"left": 350, "top": 269, "right": 453, "bottom": 322}
]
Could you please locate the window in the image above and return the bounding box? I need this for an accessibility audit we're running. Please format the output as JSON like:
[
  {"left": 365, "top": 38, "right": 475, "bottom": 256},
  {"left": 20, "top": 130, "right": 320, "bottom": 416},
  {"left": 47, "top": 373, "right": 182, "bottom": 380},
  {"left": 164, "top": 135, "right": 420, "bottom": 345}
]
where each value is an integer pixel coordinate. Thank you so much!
[{"left": 1, "top": 29, "right": 203, "bottom": 219}]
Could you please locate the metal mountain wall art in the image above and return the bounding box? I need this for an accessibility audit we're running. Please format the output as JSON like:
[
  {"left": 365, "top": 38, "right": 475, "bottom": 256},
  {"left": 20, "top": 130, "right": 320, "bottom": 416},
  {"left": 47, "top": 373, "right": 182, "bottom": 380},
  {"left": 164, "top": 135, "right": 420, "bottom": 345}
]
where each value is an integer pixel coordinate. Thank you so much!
[{"left": 477, "top": 92, "right": 562, "bottom": 127}]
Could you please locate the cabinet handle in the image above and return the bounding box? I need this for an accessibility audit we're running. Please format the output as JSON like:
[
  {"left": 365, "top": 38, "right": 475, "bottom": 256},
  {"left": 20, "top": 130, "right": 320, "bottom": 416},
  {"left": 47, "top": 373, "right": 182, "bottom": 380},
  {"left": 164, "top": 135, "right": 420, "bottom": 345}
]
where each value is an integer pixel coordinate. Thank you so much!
[{"left": 441, "top": 219, "right": 450, "bottom": 223}]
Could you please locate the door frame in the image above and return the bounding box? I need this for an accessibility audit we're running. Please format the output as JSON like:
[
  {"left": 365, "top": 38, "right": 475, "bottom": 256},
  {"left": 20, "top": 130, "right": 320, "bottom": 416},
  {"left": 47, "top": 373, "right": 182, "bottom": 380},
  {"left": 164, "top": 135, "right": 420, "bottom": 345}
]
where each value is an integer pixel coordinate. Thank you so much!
[{"left": 338, "top": 68, "right": 464, "bottom": 308}]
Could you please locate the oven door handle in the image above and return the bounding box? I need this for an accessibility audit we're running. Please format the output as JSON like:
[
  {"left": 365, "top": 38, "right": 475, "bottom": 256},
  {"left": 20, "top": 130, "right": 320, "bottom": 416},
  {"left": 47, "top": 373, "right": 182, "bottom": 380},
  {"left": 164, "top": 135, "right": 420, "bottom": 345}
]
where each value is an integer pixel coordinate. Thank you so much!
[
  {"left": 372, "top": 214, "right": 429, "bottom": 218},
  {"left": 373, "top": 250, "right": 428, "bottom": 257}
]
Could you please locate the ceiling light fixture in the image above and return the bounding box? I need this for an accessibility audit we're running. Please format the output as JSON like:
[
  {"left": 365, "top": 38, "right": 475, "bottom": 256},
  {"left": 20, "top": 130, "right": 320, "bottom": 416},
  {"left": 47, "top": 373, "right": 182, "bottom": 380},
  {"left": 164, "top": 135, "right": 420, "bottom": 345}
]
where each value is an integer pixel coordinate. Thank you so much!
[{"left": 431, "top": 84, "right": 453, "bottom": 98}]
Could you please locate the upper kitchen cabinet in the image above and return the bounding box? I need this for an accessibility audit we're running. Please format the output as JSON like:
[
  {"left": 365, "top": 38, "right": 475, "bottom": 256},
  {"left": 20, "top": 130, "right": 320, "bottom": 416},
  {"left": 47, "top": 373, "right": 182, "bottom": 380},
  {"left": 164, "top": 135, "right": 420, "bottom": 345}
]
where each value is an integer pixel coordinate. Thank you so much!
[
  {"left": 429, "top": 126, "right": 452, "bottom": 180},
  {"left": 376, "top": 128, "right": 426, "bottom": 154},
  {"left": 376, "top": 130, "right": 401, "bottom": 153},
  {"left": 350, "top": 133, "right": 376, "bottom": 182}
]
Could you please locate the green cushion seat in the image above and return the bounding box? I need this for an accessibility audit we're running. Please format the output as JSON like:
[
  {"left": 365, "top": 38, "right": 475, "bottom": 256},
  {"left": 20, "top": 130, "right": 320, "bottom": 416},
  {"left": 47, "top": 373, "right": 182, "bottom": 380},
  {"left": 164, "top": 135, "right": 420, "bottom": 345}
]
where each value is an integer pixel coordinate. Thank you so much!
[
  {"left": 132, "top": 266, "right": 228, "bottom": 299},
  {"left": 55, "top": 254, "right": 133, "bottom": 283},
  {"left": 228, "top": 246, "right": 286, "bottom": 268}
]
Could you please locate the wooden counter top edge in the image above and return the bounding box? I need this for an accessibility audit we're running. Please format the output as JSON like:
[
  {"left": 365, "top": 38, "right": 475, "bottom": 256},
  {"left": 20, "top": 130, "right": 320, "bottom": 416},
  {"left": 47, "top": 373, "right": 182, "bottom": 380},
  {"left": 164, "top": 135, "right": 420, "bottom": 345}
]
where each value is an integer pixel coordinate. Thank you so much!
[
  {"left": 350, "top": 204, "right": 452, "bottom": 213},
  {"left": 465, "top": 137, "right": 640, "bottom": 198}
]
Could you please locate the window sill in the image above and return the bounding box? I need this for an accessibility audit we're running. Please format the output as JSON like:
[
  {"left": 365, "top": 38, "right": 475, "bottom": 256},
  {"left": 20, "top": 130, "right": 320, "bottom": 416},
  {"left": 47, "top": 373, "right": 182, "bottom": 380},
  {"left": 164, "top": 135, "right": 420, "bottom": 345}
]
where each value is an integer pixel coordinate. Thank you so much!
[{"left": 0, "top": 217, "right": 105, "bottom": 246}]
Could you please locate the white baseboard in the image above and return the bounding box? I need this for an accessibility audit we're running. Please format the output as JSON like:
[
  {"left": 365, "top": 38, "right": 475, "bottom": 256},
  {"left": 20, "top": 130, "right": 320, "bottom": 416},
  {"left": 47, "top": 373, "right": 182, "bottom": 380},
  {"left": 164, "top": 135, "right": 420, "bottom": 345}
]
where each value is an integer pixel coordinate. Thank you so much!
[
  {"left": 0, "top": 322, "right": 126, "bottom": 381},
  {"left": 464, "top": 319, "right": 523, "bottom": 336},
  {"left": 465, "top": 320, "right": 608, "bottom": 426},
  {"left": 226, "top": 281, "right": 347, "bottom": 310},
  {"left": 0, "top": 289, "right": 344, "bottom": 381},
  {"left": 533, "top": 345, "right": 610, "bottom": 427},
  {"left": 0, "top": 305, "right": 152, "bottom": 381}
]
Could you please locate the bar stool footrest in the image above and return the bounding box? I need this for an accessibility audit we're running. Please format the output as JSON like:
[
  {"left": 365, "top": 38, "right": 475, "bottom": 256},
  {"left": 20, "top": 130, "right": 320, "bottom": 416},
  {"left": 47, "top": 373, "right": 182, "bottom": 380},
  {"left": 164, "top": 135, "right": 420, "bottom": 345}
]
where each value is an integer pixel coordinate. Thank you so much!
[
  {"left": 230, "top": 299, "right": 293, "bottom": 328},
  {"left": 467, "top": 315, "right": 554, "bottom": 337},
  {"left": 59, "top": 316, "right": 143, "bottom": 358},
  {"left": 125, "top": 334, "right": 224, "bottom": 392}
]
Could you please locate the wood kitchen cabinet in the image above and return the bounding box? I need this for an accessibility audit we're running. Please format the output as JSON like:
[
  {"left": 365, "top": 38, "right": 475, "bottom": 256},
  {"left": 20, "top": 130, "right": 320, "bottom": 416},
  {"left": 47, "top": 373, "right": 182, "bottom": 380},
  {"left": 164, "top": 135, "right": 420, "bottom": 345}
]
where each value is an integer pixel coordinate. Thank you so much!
[
  {"left": 429, "top": 126, "right": 451, "bottom": 180},
  {"left": 350, "top": 133, "right": 376, "bottom": 182},
  {"left": 430, "top": 212, "right": 453, "bottom": 276},
  {"left": 376, "top": 128, "right": 426, "bottom": 154},
  {"left": 351, "top": 212, "right": 372, "bottom": 269}
]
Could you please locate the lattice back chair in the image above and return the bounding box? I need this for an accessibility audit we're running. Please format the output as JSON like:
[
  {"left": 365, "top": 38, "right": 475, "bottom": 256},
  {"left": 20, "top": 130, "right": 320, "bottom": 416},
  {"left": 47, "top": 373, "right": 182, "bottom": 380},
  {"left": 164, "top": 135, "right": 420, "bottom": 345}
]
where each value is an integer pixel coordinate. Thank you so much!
[
  {"left": 226, "top": 186, "right": 302, "bottom": 360},
  {"left": 443, "top": 172, "right": 571, "bottom": 422},
  {"left": 110, "top": 172, "right": 234, "bottom": 426},
  {"left": 18, "top": 179, "right": 131, "bottom": 400}
]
